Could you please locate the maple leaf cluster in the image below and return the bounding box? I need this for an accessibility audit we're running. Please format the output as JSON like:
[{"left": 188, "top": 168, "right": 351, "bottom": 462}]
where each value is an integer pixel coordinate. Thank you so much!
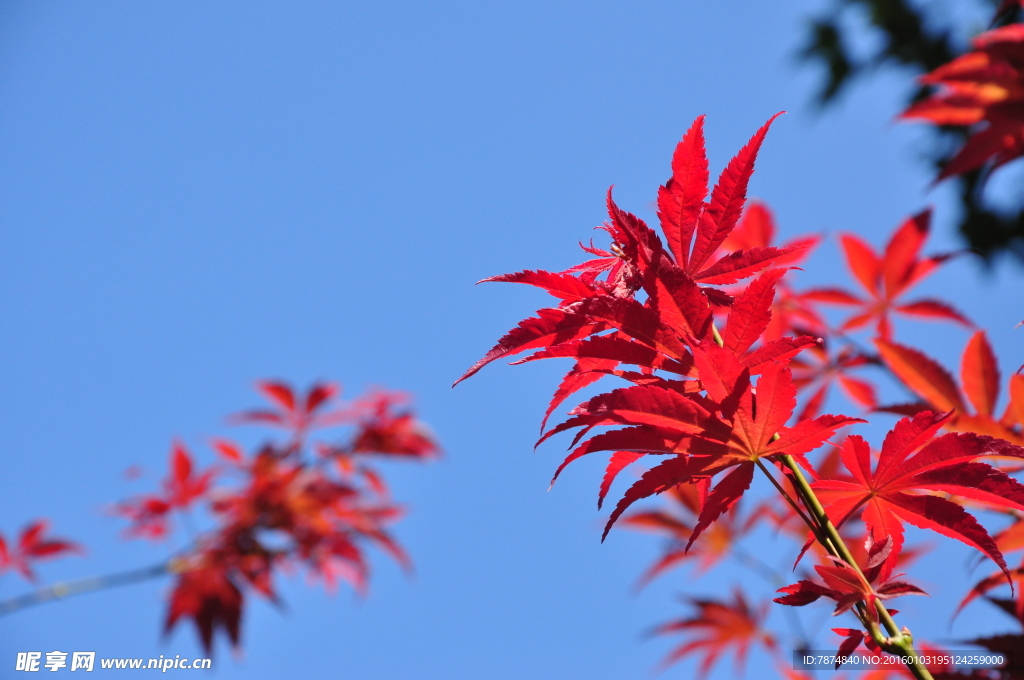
[
  {"left": 460, "top": 116, "right": 858, "bottom": 534},
  {"left": 113, "top": 381, "right": 439, "bottom": 654},
  {"left": 461, "top": 114, "right": 1024, "bottom": 678},
  {"left": 883, "top": 17, "right": 1024, "bottom": 674},
  {"left": 902, "top": 23, "right": 1024, "bottom": 182}
]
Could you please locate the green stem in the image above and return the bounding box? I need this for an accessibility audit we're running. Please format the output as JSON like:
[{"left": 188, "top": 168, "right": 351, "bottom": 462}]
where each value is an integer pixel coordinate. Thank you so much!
[
  {"left": 710, "top": 322, "right": 932, "bottom": 679},
  {"left": 0, "top": 561, "right": 170, "bottom": 617},
  {"left": 754, "top": 459, "right": 818, "bottom": 539},
  {"left": 752, "top": 461, "right": 883, "bottom": 642},
  {"left": 778, "top": 454, "right": 933, "bottom": 680},
  {"left": 711, "top": 323, "right": 724, "bottom": 347}
]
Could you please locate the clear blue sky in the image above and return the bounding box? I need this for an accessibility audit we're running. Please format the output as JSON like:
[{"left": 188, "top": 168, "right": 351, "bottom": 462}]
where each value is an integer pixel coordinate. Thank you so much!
[{"left": 1, "top": 1, "right": 1023, "bottom": 678}]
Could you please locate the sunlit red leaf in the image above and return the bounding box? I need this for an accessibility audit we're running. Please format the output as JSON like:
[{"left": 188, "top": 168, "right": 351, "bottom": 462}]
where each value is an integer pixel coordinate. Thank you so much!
[
  {"left": 658, "top": 115, "right": 709, "bottom": 267},
  {"left": 875, "top": 339, "right": 966, "bottom": 414},
  {"left": 876, "top": 334, "right": 1024, "bottom": 445},
  {"left": 722, "top": 268, "right": 787, "bottom": 355},
  {"left": 601, "top": 361, "right": 860, "bottom": 541},
  {"left": 776, "top": 538, "right": 927, "bottom": 623},
  {"left": 833, "top": 628, "right": 866, "bottom": 668},
  {"left": 689, "top": 113, "right": 784, "bottom": 272},
  {"left": 480, "top": 269, "right": 603, "bottom": 302},
  {"left": 807, "top": 211, "right": 968, "bottom": 339},
  {"left": 109, "top": 378, "right": 438, "bottom": 653},
  {"left": 814, "top": 412, "right": 1024, "bottom": 582},
  {"left": 166, "top": 442, "right": 215, "bottom": 510},
  {"left": 347, "top": 390, "right": 440, "bottom": 459},
  {"left": 210, "top": 438, "right": 244, "bottom": 464},
  {"left": 902, "top": 24, "right": 1024, "bottom": 180},
  {"left": 454, "top": 308, "right": 604, "bottom": 385},
  {"left": 962, "top": 330, "right": 1001, "bottom": 418}
]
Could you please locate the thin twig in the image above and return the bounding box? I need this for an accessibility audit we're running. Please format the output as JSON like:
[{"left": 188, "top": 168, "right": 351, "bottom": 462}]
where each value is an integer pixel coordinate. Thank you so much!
[
  {"left": 0, "top": 561, "right": 170, "bottom": 617},
  {"left": 778, "top": 454, "right": 934, "bottom": 680},
  {"left": 754, "top": 459, "right": 820, "bottom": 540}
]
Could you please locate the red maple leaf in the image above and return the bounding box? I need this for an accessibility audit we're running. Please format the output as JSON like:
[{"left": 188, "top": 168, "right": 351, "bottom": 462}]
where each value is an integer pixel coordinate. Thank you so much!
[
  {"left": 651, "top": 589, "right": 776, "bottom": 677},
  {"left": 209, "top": 438, "right": 246, "bottom": 464},
  {"left": 955, "top": 518, "right": 1024, "bottom": 623},
  {"left": 0, "top": 520, "right": 83, "bottom": 582},
  {"left": 535, "top": 267, "right": 823, "bottom": 496},
  {"left": 875, "top": 331, "right": 1024, "bottom": 446},
  {"left": 596, "top": 356, "right": 860, "bottom": 542},
  {"left": 713, "top": 268, "right": 821, "bottom": 369},
  {"left": 211, "top": 448, "right": 410, "bottom": 596},
  {"left": 804, "top": 210, "right": 970, "bottom": 339},
  {"left": 658, "top": 115, "right": 810, "bottom": 287},
  {"left": 115, "top": 442, "right": 214, "bottom": 540},
  {"left": 165, "top": 564, "right": 242, "bottom": 654},
  {"left": 719, "top": 202, "right": 827, "bottom": 341},
  {"left": 902, "top": 24, "right": 1024, "bottom": 180},
  {"left": 345, "top": 389, "right": 441, "bottom": 459},
  {"left": 791, "top": 342, "right": 878, "bottom": 420},
  {"left": 117, "top": 379, "right": 436, "bottom": 653},
  {"left": 231, "top": 381, "right": 346, "bottom": 442},
  {"left": 454, "top": 114, "right": 809, "bottom": 400},
  {"left": 775, "top": 536, "right": 927, "bottom": 623},
  {"left": 166, "top": 442, "right": 215, "bottom": 509},
  {"left": 462, "top": 255, "right": 852, "bottom": 553},
  {"left": 813, "top": 411, "right": 1024, "bottom": 582}
]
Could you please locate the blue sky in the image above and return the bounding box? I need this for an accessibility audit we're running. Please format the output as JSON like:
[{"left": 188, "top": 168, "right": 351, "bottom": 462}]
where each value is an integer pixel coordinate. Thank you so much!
[{"left": 1, "top": 1, "right": 1023, "bottom": 678}]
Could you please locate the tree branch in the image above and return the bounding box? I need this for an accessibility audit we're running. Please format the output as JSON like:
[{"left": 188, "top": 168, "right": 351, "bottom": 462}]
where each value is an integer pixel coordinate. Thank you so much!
[{"left": 0, "top": 561, "right": 170, "bottom": 617}]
